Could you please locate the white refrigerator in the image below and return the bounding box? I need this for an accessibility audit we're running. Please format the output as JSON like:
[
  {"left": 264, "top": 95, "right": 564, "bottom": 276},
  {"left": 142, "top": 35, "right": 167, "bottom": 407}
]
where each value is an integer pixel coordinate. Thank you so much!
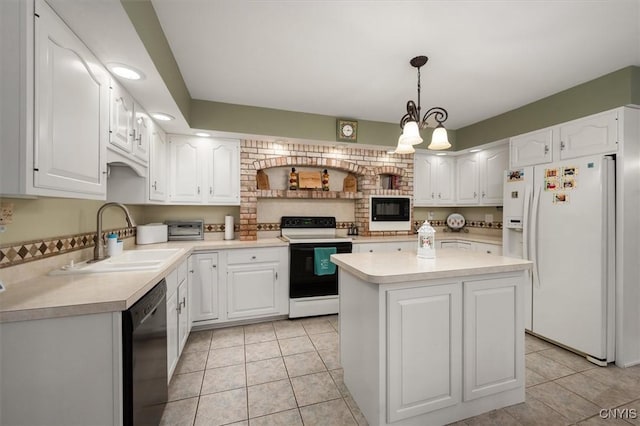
[{"left": 503, "top": 155, "right": 615, "bottom": 365}]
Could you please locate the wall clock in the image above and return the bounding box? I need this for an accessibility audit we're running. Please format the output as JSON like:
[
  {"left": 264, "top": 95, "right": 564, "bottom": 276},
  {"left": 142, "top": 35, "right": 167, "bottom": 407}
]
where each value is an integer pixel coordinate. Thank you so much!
[{"left": 337, "top": 119, "right": 358, "bottom": 142}]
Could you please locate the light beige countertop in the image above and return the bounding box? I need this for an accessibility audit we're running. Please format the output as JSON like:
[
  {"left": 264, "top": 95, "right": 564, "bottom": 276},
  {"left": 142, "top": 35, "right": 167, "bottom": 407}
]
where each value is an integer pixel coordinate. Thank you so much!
[
  {"left": 351, "top": 233, "right": 503, "bottom": 245},
  {"left": 0, "top": 238, "right": 287, "bottom": 323},
  {"left": 331, "top": 248, "right": 531, "bottom": 284}
]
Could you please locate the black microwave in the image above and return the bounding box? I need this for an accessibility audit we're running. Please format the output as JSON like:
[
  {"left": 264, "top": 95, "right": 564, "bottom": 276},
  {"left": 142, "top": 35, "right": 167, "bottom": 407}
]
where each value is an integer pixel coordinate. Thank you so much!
[{"left": 369, "top": 196, "right": 411, "bottom": 231}]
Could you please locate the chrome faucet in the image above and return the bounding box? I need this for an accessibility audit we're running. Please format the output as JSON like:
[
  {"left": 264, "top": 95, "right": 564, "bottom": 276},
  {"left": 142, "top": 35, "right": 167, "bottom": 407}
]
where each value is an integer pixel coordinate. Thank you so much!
[{"left": 93, "top": 202, "right": 136, "bottom": 261}]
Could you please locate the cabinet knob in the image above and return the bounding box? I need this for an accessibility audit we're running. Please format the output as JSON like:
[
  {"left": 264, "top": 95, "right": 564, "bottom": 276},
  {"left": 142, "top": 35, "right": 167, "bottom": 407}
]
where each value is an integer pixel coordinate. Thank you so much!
[
  {"left": 189, "top": 270, "right": 194, "bottom": 273},
  {"left": 251, "top": 256, "right": 257, "bottom": 260},
  {"left": 152, "top": 181, "right": 157, "bottom": 190},
  {"left": 210, "top": 187, "right": 213, "bottom": 195},
  {"left": 482, "top": 191, "right": 486, "bottom": 198},
  {"left": 212, "top": 264, "right": 217, "bottom": 268},
  {"left": 397, "top": 248, "right": 401, "bottom": 251},
  {"left": 544, "top": 145, "right": 550, "bottom": 154},
  {"left": 369, "top": 249, "right": 373, "bottom": 253},
  {"left": 560, "top": 141, "right": 566, "bottom": 151},
  {"left": 473, "top": 192, "right": 477, "bottom": 198},
  {"left": 438, "top": 193, "right": 441, "bottom": 199},
  {"left": 197, "top": 186, "right": 201, "bottom": 194},
  {"left": 431, "top": 192, "right": 435, "bottom": 198}
]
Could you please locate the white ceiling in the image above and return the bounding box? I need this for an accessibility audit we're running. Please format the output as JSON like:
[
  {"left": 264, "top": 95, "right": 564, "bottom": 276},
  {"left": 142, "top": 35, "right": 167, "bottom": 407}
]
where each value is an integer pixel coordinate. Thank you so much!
[{"left": 51, "top": 0, "right": 640, "bottom": 134}]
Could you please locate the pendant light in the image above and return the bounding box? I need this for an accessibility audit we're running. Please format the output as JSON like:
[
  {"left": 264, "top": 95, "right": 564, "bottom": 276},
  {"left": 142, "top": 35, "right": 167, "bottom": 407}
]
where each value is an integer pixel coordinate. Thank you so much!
[{"left": 395, "top": 55, "right": 450, "bottom": 153}]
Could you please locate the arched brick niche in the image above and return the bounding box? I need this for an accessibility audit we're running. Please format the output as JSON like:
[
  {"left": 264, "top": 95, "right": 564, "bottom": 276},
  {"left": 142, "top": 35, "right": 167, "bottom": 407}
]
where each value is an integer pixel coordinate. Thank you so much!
[{"left": 239, "top": 140, "right": 414, "bottom": 240}]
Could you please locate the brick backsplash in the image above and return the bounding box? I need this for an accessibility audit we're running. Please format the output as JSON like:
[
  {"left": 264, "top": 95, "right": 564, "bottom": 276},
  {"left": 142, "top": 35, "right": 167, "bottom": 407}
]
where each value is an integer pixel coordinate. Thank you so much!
[{"left": 240, "top": 139, "right": 414, "bottom": 240}]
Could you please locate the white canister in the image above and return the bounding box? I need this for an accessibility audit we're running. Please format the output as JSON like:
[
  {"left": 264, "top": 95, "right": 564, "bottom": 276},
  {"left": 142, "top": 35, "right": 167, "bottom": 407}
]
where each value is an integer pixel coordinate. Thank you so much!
[
  {"left": 417, "top": 221, "right": 436, "bottom": 259},
  {"left": 106, "top": 233, "right": 118, "bottom": 257}
]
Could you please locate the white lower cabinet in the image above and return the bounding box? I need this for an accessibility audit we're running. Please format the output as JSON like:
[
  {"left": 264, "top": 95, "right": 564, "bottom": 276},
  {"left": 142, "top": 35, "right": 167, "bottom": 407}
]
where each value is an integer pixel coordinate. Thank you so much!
[
  {"left": 463, "top": 276, "right": 524, "bottom": 401},
  {"left": 354, "top": 240, "right": 416, "bottom": 253},
  {"left": 167, "top": 258, "right": 190, "bottom": 379},
  {"left": 188, "top": 247, "right": 288, "bottom": 326},
  {"left": 189, "top": 252, "right": 220, "bottom": 323},
  {"left": 387, "top": 283, "right": 462, "bottom": 422},
  {"left": 439, "top": 240, "right": 502, "bottom": 255},
  {"left": 226, "top": 247, "right": 288, "bottom": 320}
]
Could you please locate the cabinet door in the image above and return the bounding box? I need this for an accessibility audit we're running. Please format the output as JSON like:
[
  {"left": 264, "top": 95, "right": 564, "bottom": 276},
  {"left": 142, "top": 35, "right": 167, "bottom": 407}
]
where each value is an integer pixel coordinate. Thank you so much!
[
  {"left": 149, "top": 128, "right": 167, "bottom": 202},
  {"left": 189, "top": 253, "right": 219, "bottom": 322},
  {"left": 414, "top": 153, "right": 437, "bottom": 206},
  {"left": 435, "top": 157, "right": 455, "bottom": 204},
  {"left": 227, "top": 263, "right": 279, "bottom": 319},
  {"left": 177, "top": 280, "right": 190, "bottom": 353},
  {"left": 559, "top": 110, "right": 618, "bottom": 159},
  {"left": 463, "top": 276, "right": 523, "bottom": 401},
  {"left": 133, "top": 105, "right": 150, "bottom": 163},
  {"left": 510, "top": 128, "right": 553, "bottom": 167},
  {"left": 169, "top": 138, "right": 202, "bottom": 203},
  {"left": 456, "top": 154, "right": 479, "bottom": 205},
  {"left": 166, "top": 292, "right": 179, "bottom": 379},
  {"left": 205, "top": 140, "right": 240, "bottom": 205},
  {"left": 387, "top": 283, "right": 462, "bottom": 422},
  {"left": 480, "top": 146, "right": 508, "bottom": 205},
  {"left": 34, "top": 0, "right": 108, "bottom": 197},
  {"left": 109, "top": 83, "right": 134, "bottom": 153},
  {"left": 474, "top": 242, "right": 503, "bottom": 256}
]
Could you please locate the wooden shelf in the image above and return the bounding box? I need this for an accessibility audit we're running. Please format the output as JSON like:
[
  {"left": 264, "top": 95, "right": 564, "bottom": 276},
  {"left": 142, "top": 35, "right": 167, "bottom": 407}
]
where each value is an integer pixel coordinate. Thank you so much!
[{"left": 257, "top": 189, "right": 363, "bottom": 199}]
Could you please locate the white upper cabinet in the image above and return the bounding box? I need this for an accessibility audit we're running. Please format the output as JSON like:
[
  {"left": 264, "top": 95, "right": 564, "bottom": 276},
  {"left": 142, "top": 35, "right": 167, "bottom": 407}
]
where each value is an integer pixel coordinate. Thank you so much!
[
  {"left": 108, "top": 81, "right": 150, "bottom": 166},
  {"left": 455, "top": 154, "right": 480, "bottom": 205},
  {"left": 26, "top": 0, "right": 109, "bottom": 198},
  {"left": 479, "top": 144, "right": 509, "bottom": 205},
  {"left": 414, "top": 153, "right": 455, "bottom": 206},
  {"left": 205, "top": 141, "right": 240, "bottom": 204},
  {"left": 109, "top": 83, "right": 134, "bottom": 154},
  {"left": 510, "top": 128, "right": 553, "bottom": 168},
  {"left": 559, "top": 110, "right": 618, "bottom": 160},
  {"left": 168, "top": 135, "right": 240, "bottom": 205},
  {"left": 133, "top": 106, "right": 151, "bottom": 163},
  {"left": 149, "top": 126, "right": 168, "bottom": 202},
  {"left": 169, "top": 137, "right": 202, "bottom": 203}
]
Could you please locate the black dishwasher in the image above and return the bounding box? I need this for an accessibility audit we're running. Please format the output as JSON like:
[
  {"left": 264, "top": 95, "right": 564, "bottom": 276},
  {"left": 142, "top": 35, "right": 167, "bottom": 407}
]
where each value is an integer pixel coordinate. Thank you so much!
[{"left": 122, "top": 279, "right": 168, "bottom": 426}]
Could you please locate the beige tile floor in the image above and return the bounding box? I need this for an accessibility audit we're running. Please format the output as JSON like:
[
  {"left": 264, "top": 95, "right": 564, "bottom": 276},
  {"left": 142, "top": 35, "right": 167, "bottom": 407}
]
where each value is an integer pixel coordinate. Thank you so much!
[{"left": 161, "top": 316, "right": 640, "bottom": 426}]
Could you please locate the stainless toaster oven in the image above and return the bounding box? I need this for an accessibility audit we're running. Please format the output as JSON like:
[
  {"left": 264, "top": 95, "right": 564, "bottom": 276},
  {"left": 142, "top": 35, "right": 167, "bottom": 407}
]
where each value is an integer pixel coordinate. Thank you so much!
[{"left": 166, "top": 220, "right": 204, "bottom": 241}]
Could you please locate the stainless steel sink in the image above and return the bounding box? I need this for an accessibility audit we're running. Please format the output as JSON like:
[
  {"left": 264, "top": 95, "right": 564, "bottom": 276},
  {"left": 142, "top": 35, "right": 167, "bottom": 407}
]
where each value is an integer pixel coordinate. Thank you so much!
[{"left": 50, "top": 249, "right": 182, "bottom": 275}]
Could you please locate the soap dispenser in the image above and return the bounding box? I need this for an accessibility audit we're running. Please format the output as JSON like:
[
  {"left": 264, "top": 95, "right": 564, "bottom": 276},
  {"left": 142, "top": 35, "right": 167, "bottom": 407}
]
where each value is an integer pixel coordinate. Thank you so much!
[{"left": 417, "top": 221, "right": 436, "bottom": 259}]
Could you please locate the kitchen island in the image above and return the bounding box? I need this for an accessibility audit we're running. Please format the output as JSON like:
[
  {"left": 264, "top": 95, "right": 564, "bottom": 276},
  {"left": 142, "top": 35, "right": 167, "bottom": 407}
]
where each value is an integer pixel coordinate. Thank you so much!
[{"left": 330, "top": 248, "right": 532, "bottom": 426}]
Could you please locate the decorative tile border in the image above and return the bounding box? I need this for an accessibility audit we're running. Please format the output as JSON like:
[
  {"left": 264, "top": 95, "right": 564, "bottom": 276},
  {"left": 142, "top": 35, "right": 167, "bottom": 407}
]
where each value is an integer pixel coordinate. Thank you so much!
[
  {"left": 204, "top": 223, "right": 240, "bottom": 233},
  {"left": 413, "top": 220, "right": 503, "bottom": 229},
  {"left": 0, "top": 227, "right": 136, "bottom": 269},
  {"left": 255, "top": 221, "right": 355, "bottom": 232}
]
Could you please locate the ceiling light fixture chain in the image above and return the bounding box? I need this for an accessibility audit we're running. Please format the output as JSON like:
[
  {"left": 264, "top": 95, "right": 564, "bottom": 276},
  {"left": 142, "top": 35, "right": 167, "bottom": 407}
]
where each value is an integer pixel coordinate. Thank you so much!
[{"left": 395, "top": 55, "right": 451, "bottom": 153}]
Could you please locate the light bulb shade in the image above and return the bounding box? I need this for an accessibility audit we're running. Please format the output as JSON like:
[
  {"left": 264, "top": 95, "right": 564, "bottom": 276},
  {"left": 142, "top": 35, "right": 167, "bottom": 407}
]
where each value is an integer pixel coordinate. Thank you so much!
[
  {"left": 399, "top": 121, "right": 424, "bottom": 146},
  {"left": 427, "top": 125, "right": 451, "bottom": 150},
  {"left": 394, "top": 140, "right": 415, "bottom": 154}
]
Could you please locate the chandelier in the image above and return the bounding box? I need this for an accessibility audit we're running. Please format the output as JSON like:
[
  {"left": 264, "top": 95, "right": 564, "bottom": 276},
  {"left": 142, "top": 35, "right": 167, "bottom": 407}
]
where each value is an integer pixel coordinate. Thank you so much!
[{"left": 395, "top": 55, "right": 450, "bottom": 154}]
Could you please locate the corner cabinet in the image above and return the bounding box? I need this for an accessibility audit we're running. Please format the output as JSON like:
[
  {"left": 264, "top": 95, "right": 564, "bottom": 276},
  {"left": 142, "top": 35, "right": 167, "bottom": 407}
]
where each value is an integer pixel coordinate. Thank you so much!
[
  {"left": 167, "top": 258, "right": 190, "bottom": 379},
  {"left": 1, "top": 0, "right": 109, "bottom": 199},
  {"left": 168, "top": 135, "right": 240, "bottom": 205},
  {"left": 189, "top": 252, "right": 220, "bottom": 323}
]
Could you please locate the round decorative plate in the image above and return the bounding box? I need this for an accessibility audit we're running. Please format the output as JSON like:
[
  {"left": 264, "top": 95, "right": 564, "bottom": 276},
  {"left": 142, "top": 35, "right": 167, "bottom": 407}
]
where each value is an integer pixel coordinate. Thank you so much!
[{"left": 446, "top": 213, "right": 466, "bottom": 230}]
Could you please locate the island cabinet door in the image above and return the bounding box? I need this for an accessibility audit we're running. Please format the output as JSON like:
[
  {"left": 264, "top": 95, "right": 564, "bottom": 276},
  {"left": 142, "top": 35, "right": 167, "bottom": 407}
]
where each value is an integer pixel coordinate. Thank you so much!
[
  {"left": 387, "top": 283, "right": 462, "bottom": 423},
  {"left": 463, "top": 276, "right": 524, "bottom": 401}
]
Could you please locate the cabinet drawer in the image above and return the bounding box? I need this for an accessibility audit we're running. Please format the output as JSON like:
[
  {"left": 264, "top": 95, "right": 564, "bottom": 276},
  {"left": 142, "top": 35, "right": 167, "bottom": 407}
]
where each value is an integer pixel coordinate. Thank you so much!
[
  {"left": 227, "top": 248, "right": 281, "bottom": 265},
  {"left": 177, "top": 259, "right": 188, "bottom": 284}
]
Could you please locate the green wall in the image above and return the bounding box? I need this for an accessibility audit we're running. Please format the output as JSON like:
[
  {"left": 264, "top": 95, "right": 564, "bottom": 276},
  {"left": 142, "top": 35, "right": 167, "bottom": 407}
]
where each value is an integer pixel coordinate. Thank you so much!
[{"left": 455, "top": 66, "right": 640, "bottom": 150}]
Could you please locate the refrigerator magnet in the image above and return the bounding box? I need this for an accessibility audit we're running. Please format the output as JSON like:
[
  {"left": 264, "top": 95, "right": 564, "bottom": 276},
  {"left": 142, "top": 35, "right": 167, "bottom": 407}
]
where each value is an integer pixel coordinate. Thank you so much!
[
  {"left": 507, "top": 170, "right": 524, "bottom": 182},
  {"left": 562, "top": 177, "right": 576, "bottom": 190},
  {"left": 545, "top": 168, "right": 559, "bottom": 178},
  {"left": 553, "top": 193, "right": 568, "bottom": 204},
  {"left": 562, "top": 166, "right": 578, "bottom": 176},
  {"left": 545, "top": 178, "right": 559, "bottom": 191}
]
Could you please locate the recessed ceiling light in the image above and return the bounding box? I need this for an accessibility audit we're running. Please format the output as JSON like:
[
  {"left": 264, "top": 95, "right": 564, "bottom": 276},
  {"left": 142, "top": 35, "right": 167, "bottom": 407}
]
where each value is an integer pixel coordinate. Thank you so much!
[
  {"left": 108, "top": 63, "right": 144, "bottom": 80},
  {"left": 195, "top": 132, "right": 210, "bottom": 137},
  {"left": 436, "top": 153, "right": 447, "bottom": 156},
  {"left": 469, "top": 148, "right": 482, "bottom": 153},
  {"left": 151, "top": 113, "right": 175, "bottom": 121}
]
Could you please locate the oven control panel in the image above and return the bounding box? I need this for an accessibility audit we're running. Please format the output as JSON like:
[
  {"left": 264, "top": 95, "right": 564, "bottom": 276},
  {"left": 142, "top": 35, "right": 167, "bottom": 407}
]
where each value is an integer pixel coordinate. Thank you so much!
[{"left": 281, "top": 216, "right": 336, "bottom": 229}]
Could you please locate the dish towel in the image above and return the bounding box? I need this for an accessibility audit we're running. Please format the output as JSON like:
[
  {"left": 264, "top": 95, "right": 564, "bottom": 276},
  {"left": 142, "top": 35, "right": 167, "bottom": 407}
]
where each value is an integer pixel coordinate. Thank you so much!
[{"left": 314, "top": 247, "right": 337, "bottom": 276}]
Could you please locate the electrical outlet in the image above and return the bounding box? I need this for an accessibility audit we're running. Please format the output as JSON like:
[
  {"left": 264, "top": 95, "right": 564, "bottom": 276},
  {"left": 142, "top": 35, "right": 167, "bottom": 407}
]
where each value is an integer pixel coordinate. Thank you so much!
[
  {"left": 485, "top": 214, "right": 494, "bottom": 224},
  {"left": 428, "top": 211, "right": 434, "bottom": 220},
  {"left": 0, "top": 203, "right": 14, "bottom": 225}
]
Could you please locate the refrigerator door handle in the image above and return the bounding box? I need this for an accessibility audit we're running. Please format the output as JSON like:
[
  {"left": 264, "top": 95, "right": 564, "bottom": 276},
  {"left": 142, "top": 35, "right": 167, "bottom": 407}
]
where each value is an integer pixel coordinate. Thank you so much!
[
  {"left": 523, "top": 186, "right": 532, "bottom": 261},
  {"left": 530, "top": 185, "right": 542, "bottom": 288}
]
